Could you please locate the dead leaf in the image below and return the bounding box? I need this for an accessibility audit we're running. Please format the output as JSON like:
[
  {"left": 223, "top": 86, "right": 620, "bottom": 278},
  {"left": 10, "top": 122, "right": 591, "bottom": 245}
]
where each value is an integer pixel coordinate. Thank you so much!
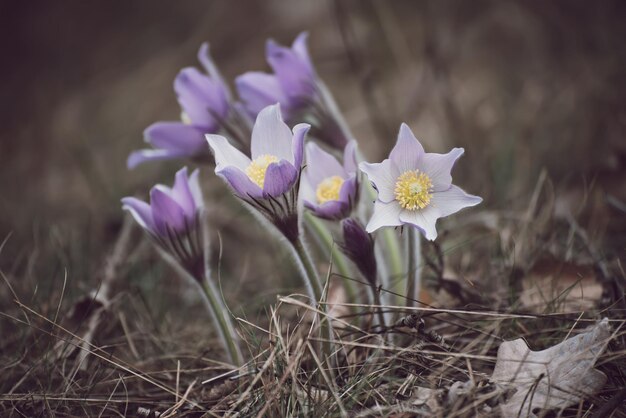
[
  {"left": 491, "top": 318, "right": 610, "bottom": 417},
  {"left": 519, "top": 258, "right": 603, "bottom": 313}
]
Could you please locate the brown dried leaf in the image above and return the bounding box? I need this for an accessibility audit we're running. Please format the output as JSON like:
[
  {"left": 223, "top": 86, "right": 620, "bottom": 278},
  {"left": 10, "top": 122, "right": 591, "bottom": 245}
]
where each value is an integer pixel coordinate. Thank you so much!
[{"left": 491, "top": 318, "right": 610, "bottom": 417}]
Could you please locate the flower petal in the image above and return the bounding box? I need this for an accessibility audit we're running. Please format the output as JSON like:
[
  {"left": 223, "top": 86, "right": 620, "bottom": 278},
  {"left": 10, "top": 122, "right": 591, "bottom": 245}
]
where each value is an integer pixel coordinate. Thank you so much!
[
  {"left": 305, "top": 199, "right": 346, "bottom": 220},
  {"left": 431, "top": 185, "right": 482, "bottom": 217},
  {"left": 291, "top": 32, "right": 315, "bottom": 75},
  {"left": 121, "top": 197, "right": 155, "bottom": 233},
  {"left": 419, "top": 148, "right": 464, "bottom": 192},
  {"left": 343, "top": 140, "right": 358, "bottom": 174},
  {"left": 263, "top": 160, "right": 298, "bottom": 197},
  {"left": 235, "top": 72, "right": 287, "bottom": 118},
  {"left": 144, "top": 122, "right": 207, "bottom": 153},
  {"left": 171, "top": 167, "right": 197, "bottom": 221},
  {"left": 292, "top": 123, "right": 310, "bottom": 168},
  {"left": 206, "top": 134, "right": 251, "bottom": 172},
  {"left": 305, "top": 142, "right": 345, "bottom": 188},
  {"left": 188, "top": 169, "right": 204, "bottom": 208},
  {"left": 338, "top": 175, "right": 358, "bottom": 206},
  {"left": 150, "top": 187, "right": 187, "bottom": 236},
  {"left": 266, "top": 37, "right": 316, "bottom": 103},
  {"left": 399, "top": 207, "right": 439, "bottom": 241},
  {"left": 365, "top": 200, "right": 403, "bottom": 233},
  {"left": 359, "top": 159, "right": 397, "bottom": 203},
  {"left": 218, "top": 166, "right": 263, "bottom": 199},
  {"left": 175, "top": 67, "right": 228, "bottom": 127},
  {"left": 127, "top": 149, "right": 188, "bottom": 170},
  {"left": 389, "top": 123, "right": 425, "bottom": 174},
  {"left": 251, "top": 104, "right": 293, "bottom": 162},
  {"left": 197, "top": 42, "right": 231, "bottom": 101}
]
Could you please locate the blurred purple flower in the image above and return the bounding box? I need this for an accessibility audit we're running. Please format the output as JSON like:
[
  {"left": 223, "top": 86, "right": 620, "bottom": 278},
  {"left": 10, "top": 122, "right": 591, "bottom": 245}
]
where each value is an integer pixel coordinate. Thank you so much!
[
  {"left": 128, "top": 43, "right": 232, "bottom": 169},
  {"left": 206, "top": 104, "right": 309, "bottom": 242},
  {"left": 340, "top": 218, "right": 377, "bottom": 287},
  {"left": 359, "top": 124, "right": 482, "bottom": 240},
  {"left": 122, "top": 167, "right": 203, "bottom": 239},
  {"left": 302, "top": 141, "right": 358, "bottom": 220},
  {"left": 236, "top": 33, "right": 315, "bottom": 120}
]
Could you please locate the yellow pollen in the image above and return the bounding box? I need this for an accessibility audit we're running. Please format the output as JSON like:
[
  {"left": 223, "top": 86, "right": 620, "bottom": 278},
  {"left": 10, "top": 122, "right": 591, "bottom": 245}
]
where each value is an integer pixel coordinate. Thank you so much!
[
  {"left": 394, "top": 170, "right": 433, "bottom": 210},
  {"left": 316, "top": 176, "right": 344, "bottom": 204},
  {"left": 245, "top": 154, "right": 280, "bottom": 188},
  {"left": 181, "top": 111, "right": 192, "bottom": 125}
]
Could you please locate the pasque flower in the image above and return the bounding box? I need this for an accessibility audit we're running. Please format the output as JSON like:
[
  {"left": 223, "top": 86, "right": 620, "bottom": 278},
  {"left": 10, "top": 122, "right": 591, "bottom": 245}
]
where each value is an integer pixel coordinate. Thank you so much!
[
  {"left": 128, "top": 44, "right": 232, "bottom": 169},
  {"left": 236, "top": 32, "right": 315, "bottom": 120},
  {"left": 359, "top": 124, "right": 482, "bottom": 240},
  {"left": 206, "top": 104, "right": 309, "bottom": 243},
  {"left": 302, "top": 141, "right": 358, "bottom": 220},
  {"left": 122, "top": 167, "right": 205, "bottom": 277},
  {"left": 236, "top": 33, "right": 349, "bottom": 150}
]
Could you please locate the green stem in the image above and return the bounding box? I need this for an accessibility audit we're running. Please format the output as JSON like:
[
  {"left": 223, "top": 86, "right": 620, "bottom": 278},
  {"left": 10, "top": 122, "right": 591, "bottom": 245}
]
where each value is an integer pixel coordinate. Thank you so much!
[
  {"left": 292, "top": 236, "right": 323, "bottom": 302},
  {"left": 405, "top": 227, "right": 422, "bottom": 308},
  {"left": 303, "top": 213, "right": 357, "bottom": 302},
  {"left": 198, "top": 277, "right": 243, "bottom": 367}
]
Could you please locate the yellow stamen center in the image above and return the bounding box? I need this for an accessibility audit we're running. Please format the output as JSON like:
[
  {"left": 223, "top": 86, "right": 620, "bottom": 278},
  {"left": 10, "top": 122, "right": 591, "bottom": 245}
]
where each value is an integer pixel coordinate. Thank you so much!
[
  {"left": 316, "top": 176, "right": 344, "bottom": 204},
  {"left": 394, "top": 170, "right": 433, "bottom": 210},
  {"left": 245, "top": 154, "right": 280, "bottom": 188},
  {"left": 181, "top": 111, "right": 192, "bottom": 125}
]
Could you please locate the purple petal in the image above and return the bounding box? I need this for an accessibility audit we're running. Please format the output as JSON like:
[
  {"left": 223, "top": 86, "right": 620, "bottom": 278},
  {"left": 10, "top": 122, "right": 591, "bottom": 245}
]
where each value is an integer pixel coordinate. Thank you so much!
[
  {"left": 218, "top": 166, "right": 264, "bottom": 199},
  {"left": 251, "top": 104, "right": 293, "bottom": 162},
  {"left": 305, "top": 142, "right": 345, "bottom": 188},
  {"left": 171, "top": 167, "right": 197, "bottom": 221},
  {"left": 389, "top": 123, "right": 425, "bottom": 174},
  {"left": 419, "top": 148, "right": 464, "bottom": 192},
  {"left": 235, "top": 72, "right": 287, "bottom": 118},
  {"left": 305, "top": 199, "right": 346, "bottom": 220},
  {"left": 291, "top": 32, "right": 315, "bottom": 75},
  {"left": 150, "top": 187, "right": 187, "bottom": 236},
  {"left": 359, "top": 160, "right": 397, "bottom": 203},
  {"left": 188, "top": 169, "right": 204, "bottom": 207},
  {"left": 197, "top": 42, "right": 231, "bottom": 101},
  {"left": 127, "top": 149, "right": 189, "bottom": 170},
  {"left": 121, "top": 197, "right": 155, "bottom": 234},
  {"left": 431, "top": 185, "right": 482, "bottom": 217},
  {"left": 365, "top": 200, "right": 403, "bottom": 233},
  {"left": 292, "top": 123, "right": 310, "bottom": 169},
  {"left": 343, "top": 140, "right": 358, "bottom": 174},
  {"left": 206, "top": 134, "right": 251, "bottom": 172},
  {"left": 175, "top": 67, "right": 228, "bottom": 128},
  {"left": 144, "top": 122, "right": 207, "bottom": 154},
  {"left": 338, "top": 175, "right": 358, "bottom": 206},
  {"left": 399, "top": 206, "right": 439, "bottom": 241},
  {"left": 266, "top": 38, "right": 316, "bottom": 103},
  {"left": 263, "top": 160, "right": 298, "bottom": 197}
]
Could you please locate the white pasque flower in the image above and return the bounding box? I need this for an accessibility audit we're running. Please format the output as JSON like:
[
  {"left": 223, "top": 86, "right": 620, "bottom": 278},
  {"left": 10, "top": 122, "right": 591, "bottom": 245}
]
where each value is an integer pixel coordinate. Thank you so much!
[{"left": 359, "top": 124, "right": 482, "bottom": 240}]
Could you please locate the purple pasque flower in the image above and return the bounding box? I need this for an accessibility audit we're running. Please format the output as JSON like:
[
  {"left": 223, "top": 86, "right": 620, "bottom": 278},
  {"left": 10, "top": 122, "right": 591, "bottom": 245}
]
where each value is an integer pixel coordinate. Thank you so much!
[
  {"left": 359, "top": 124, "right": 482, "bottom": 241},
  {"left": 122, "top": 167, "right": 205, "bottom": 277},
  {"left": 206, "top": 104, "right": 310, "bottom": 242},
  {"left": 301, "top": 140, "right": 358, "bottom": 220},
  {"left": 128, "top": 43, "right": 232, "bottom": 169},
  {"left": 236, "top": 32, "right": 315, "bottom": 120},
  {"left": 340, "top": 218, "right": 377, "bottom": 287}
]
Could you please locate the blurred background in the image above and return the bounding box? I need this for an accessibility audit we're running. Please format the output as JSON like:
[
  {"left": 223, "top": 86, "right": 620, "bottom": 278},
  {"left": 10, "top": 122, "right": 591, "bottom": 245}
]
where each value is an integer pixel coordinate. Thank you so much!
[{"left": 1, "top": 0, "right": 625, "bottom": 312}]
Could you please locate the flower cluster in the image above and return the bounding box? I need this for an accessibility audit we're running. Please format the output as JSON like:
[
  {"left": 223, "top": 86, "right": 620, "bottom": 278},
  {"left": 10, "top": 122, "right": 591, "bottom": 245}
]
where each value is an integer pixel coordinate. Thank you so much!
[{"left": 122, "top": 31, "right": 483, "bottom": 364}]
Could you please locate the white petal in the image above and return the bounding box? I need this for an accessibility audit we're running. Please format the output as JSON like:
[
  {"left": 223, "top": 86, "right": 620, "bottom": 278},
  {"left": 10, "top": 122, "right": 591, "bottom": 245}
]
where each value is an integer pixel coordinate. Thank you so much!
[
  {"left": 366, "top": 200, "right": 403, "bottom": 233},
  {"left": 359, "top": 159, "right": 397, "bottom": 203},
  {"left": 251, "top": 104, "right": 293, "bottom": 162},
  {"left": 419, "top": 148, "right": 464, "bottom": 192},
  {"left": 399, "top": 206, "right": 439, "bottom": 241},
  {"left": 188, "top": 169, "right": 204, "bottom": 208},
  {"left": 431, "top": 185, "right": 482, "bottom": 217},
  {"left": 389, "top": 123, "right": 425, "bottom": 174},
  {"left": 206, "top": 134, "right": 251, "bottom": 172}
]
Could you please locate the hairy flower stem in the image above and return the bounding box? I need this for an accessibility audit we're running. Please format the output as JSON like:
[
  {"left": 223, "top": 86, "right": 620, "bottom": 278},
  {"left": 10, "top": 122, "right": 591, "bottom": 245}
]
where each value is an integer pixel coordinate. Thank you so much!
[
  {"left": 292, "top": 236, "right": 323, "bottom": 302},
  {"left": 198, "top": 276, "right": 244, "bottom": 367},
  {"left": 158, "top": 250, "right": 243, "bottom": 367},
  {"left": 304, "top": 213, "right": 357, "bottom": 302},
  {"left": 405, "top": 227, "right": 422, "bottom": 308}
]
